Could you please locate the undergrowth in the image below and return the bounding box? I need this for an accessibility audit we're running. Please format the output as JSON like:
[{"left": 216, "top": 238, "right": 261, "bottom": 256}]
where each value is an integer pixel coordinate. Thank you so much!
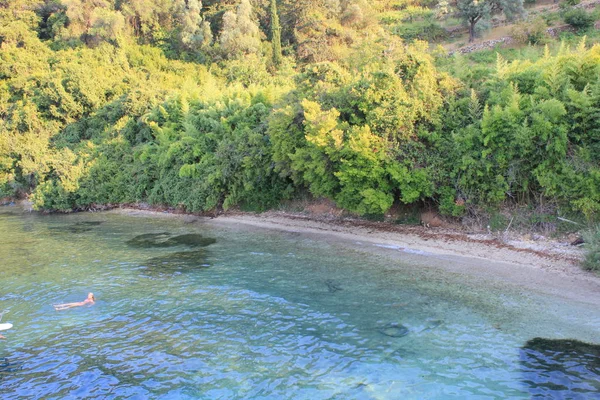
[{"left": 582, "top": 226, "right": 600, "bottom": 271}]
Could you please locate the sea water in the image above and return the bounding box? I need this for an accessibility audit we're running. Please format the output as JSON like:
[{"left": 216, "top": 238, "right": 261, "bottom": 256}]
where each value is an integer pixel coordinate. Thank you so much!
[{"left": 0, "top": 207, "right": 598, "bottom": 399}]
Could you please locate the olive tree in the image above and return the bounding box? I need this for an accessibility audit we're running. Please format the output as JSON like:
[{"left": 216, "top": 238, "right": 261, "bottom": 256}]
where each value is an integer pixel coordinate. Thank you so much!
[{"left": 456, "top": 0, "right": 524, "bottom": 42}]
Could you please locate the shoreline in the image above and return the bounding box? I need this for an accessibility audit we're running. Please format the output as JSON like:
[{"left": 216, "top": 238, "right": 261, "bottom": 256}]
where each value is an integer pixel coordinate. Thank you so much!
[
  {"left": 108, "top": 207, "right": 600, "bottom": 306},
  {"left": 7, "top": 200, "right": 597, "bottom": 305}
]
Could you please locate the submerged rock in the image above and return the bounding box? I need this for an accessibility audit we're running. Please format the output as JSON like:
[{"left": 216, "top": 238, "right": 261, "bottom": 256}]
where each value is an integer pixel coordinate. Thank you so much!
[
  {"left": 143, "top": 250, "right": 210, "bottom": 273},
  {"left": 325, "top": 279, "right": 343, "bottom": 293},
  {"left": 0, "top": 357, "right": 24, "bottom": 373},
  {"left": 126, "top": 233, "right": 216, "bottom": 248},
  {"left": 166, "top": 234, "right": 217, "bottom": 247},
  {"left": 126, "top": 232, "right": 173, "bottom": 248},
  {"left": 423, "top": 319, "right": 443, "bottom": 332},
  {"left": 378, "top": 323, "right": 410, "bottom": 338},
  {"left": 520, "top": 337, "right": 600, "bottom": 396},
  {"left": 48, "top": 221, "right": 104, "bottom": 234},
  {"left": 75, "top": 221, "right": 104, "bottom": 226},
  {"left": 49, "top": 225, "right": 93, "bottom": 234}
]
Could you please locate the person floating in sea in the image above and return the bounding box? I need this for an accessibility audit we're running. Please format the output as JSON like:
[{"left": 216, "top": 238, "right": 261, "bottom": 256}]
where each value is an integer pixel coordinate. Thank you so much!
[{"left": 53, "top": 293, "right": 95, "bottom": 311}]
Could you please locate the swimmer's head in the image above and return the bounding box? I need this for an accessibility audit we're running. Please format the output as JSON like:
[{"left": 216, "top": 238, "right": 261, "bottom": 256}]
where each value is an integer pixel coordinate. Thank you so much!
[{"left": 88, "top": 293, "right": 95, "bottom": 301}]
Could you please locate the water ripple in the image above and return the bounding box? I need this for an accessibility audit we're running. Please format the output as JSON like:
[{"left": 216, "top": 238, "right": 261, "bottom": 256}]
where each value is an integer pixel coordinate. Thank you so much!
[{"left": 1, "top": 210, "right": 599, "bottom": 399}]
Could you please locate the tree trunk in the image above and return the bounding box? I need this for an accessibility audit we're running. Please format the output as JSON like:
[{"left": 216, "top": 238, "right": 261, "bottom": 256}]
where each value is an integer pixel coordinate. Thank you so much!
[{"left": 469, "top": 21, "right": 476, "bottom": 43}]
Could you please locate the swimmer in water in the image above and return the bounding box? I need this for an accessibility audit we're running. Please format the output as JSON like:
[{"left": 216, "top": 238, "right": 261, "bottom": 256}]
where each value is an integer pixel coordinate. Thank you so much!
[{"left": 53, "top": 293, "right": 95, "bottom": 311}]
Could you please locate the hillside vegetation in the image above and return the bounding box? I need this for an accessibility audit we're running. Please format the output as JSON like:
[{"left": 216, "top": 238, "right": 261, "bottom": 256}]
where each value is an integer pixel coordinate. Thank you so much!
[{"left": 2, "top": 0, "right": 600, "bottom": 233}]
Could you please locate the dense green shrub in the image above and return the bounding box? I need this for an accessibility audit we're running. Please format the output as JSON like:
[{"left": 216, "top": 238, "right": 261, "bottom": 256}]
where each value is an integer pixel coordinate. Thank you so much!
[
  {"left": 434, "top": 43, "right": 600, "bottom": 218},
  {"left": 392, "top": 20, "right": 448, "bottom": 41},
  {"left": 582, "top": 226, "right": 600, "bottom": 271},
  {"left": 563, "top": 9, "right": 595, "bottom": 31},
  {"left": 511, "top": 17, "right": 549, "bottom": 45},
  {"left": 269, "top": 43, "right": 455, "bottom": 215}
]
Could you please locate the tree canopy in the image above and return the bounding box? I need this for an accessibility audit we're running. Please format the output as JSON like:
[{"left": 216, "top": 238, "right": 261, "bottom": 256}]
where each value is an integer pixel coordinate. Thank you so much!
[{"left": 456, "top": 0, "right": 525, "bottom": 42}]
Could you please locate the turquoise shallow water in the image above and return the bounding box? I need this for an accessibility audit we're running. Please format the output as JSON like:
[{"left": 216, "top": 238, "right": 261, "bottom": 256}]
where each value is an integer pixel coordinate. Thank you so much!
[{"left": 0, "top": 207, "right": 599, "bottom": 399}]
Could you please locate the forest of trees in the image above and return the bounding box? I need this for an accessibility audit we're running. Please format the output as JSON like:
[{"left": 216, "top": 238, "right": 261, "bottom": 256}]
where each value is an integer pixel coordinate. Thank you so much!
[{"left": 2, "top": 0, "right": 600, "bottom": 227}]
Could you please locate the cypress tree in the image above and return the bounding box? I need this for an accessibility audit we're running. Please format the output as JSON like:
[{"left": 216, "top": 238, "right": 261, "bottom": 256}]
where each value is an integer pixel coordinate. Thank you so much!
[{"left": 270, "top": 0, "right": 282, "bottom": 66}]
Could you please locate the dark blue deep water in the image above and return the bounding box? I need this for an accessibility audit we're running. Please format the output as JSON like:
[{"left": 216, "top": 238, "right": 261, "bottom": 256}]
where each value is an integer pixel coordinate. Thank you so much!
[{"left": 0, "top": 207, "right": 599, "bottom": 399}]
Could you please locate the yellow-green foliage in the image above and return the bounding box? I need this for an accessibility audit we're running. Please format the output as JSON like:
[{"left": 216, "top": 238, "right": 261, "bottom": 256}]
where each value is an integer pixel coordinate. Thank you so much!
[
  {"left": 436, "top": 41, "right": 600, "bottom": 219},
  {"left": 268, "top": 42, "right": 453, "bottom": 215},
  {"left": 0, "top": 15, "right": 216, "bottom": 202},
  {"left": 510, "top": 17, "right": 549, "bottom": 45},
  {"left": 4, "top": 0, "right": 600, "bottom": 225}
]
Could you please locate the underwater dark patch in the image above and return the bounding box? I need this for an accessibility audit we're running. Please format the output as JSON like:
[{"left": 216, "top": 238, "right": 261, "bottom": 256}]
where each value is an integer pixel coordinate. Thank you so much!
[
  {"left": 141, "top": 250, "right": 210, "bottom": 274},
  {"left": 520, "top": 337, "right": 600, "bottom": 397},
  {"left": 378, "top": 323, "right": 409, "bottom": 338},
  {"left": 125, "top": 232, "right": 173, "bottom": 248},
  {"left": 165, "top": 234, "right": 217, "bottom": 247},
  {"left": 49, "top": 225, "right": 93, "bottom": 234},
  {"left": 48, "top": 221, "right": 104, "bottom": 234},
  {"left": 74, "top": 221, "right": 104, "bottom": 226},
  {"left": 422, "top": 319, "right": 442, "bottom": 331},
  {"left": 325, "top": 279, "right": 342, "bottom": 293},
  {"left": 126, "top": 232, "right": 216, "bottom": 248},
  {"left": 0, "top": 357, "right": 24, "bottom": 375}
]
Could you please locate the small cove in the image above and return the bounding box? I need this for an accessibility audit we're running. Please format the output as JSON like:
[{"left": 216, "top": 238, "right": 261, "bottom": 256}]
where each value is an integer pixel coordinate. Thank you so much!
[{"left": 0, "top": 207, "right": 599, "bottom": 399}]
